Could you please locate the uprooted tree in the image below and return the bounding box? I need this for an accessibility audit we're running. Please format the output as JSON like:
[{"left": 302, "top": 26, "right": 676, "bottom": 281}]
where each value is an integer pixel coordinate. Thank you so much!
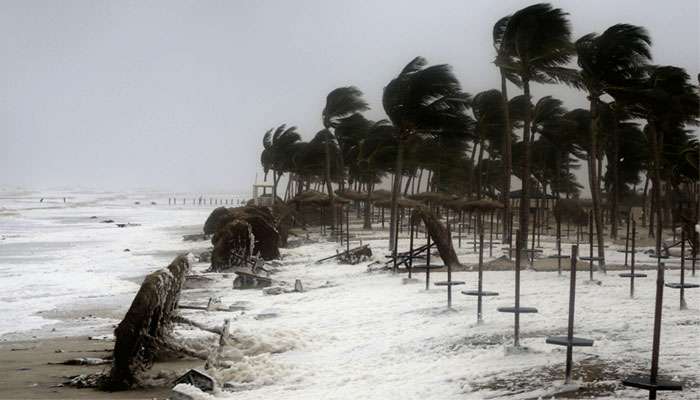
[
  {"left": 103, "top": 255, "right": 191, "bottom": 391},
  {"left": 411, "top": 206, "right": 461, "bottom": 268}
]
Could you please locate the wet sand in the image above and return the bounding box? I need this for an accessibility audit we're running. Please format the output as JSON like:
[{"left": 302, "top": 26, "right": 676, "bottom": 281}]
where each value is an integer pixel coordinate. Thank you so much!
[{"left": 0, "top": 336, "right": 200, "bottom": 399}]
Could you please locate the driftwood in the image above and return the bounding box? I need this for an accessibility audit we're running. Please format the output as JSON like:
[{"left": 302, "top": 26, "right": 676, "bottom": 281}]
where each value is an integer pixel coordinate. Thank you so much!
[
  {"left": 102, "top": 255, "right": 190, "bottom": 391},
  {"left": 411, "top": 207, "right": 461, "bottom": 268}
]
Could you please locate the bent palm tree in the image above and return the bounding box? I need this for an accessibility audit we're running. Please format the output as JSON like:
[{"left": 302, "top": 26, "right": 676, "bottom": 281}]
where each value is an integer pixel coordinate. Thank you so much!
[
  {"left": 321, "top": 87, "right": 369, "bottom": 231},
  {"left": 383, "top": 56, "right": 471, "bottom": 249},
  {"left": 577, "top": 23, "right": 652, "bottom": 264},
  {"left": 499, "top": 3, "right": 580, "bottom": 249},
  {"left": 261, "top": 124, "right": 302, "bottom": 204}
]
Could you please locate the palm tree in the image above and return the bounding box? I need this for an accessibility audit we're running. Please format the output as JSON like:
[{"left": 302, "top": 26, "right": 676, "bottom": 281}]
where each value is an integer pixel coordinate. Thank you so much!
[
  {"left": 471, "top": 90, "right": 506, "bottom": 199},
  {"left": 260, "top": 124, "right": 301, "bottom": 204},
  {"left": 627, "top": 66, "right": 699, "bottom": 252},
  {"left": 383, "top": 56, "right": 471, "bottom": 249},
  {"left": 499, "top": 3, "right": 580, "bottom": 249},
  {"left": 492, "top": 15, "right": 518, "bottom": 242},
  {"left": 321, "top": 87, "right": 369, "bottom": 231},
  {"left": 576, "top": 24, "right": 652, "bottom": 254}
]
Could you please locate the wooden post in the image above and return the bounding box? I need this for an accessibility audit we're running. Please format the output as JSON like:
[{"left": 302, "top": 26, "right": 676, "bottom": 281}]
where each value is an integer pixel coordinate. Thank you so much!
[
  {"left": 514, "top": 230, "right": 522, "bottom": 347},
  {"left": 680, "top": 230, "right": 686, "bottom": 310},
  {"left": 589, "top": 211, "right": 594, "bottom": 281},
  {"left": 631, "top": 219, "right": 638, "bottom": 298},
  {"left": 489, "top": 211, "right": 494, "bottom": 258},
  {"left": 425, "top": 232, "right": 431, "bottom": 291},
  {"left": 346, "top": 206, "right": 350, "bottom": 254},
  {"left": 564, "top": 244, "right": 579, "bottom": 384},
  {"left": 477, "top": 233, "right": 484, "bottom": 323},
  {"left": 649, "top": 259, "right": 666, "bottom": 399},
  {"left": 408, "top": 218, "right": 414, "bottom": 279},
  {"left": 624, "top": 211, "right": 631, "bottom": 267}
]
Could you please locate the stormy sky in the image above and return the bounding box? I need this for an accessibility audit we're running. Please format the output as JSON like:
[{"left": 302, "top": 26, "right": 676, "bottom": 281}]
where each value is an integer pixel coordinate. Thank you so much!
[{"left": 1, "top": 0, "right": 698, "bottom": 194}]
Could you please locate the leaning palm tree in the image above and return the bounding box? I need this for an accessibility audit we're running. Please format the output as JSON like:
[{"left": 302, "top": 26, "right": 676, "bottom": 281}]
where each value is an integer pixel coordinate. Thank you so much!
[
  {"left": 260, "top": 124, "right": 301, "bottom": 204},
  {"left": 499, "top": 3, "right": 581, "bottom": 249},
  {"left": 321, "top": 87, "right": 369, "bottom": 231},
  {"left": 577, "top": 24, "right": 652, "bottom": 260},
  {"left": 382, "top": 56, "right": 471, "bottom": 249}
]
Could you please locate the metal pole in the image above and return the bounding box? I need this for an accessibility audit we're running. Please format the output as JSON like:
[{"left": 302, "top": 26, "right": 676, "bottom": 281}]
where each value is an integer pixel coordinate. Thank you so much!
[
  {"left": 425, "top": 231, "right": 431, "bottom": 291},
  {"left": 346, "top": 206, "right": 350, "bottom": 253},
  {"left": 408, "top": 219, "right": 414, "bottom": 279},
  {"left": 514, "top": 230, "right": 521, "bottom": 347},
  {"left": 649, "top": 259, "right": 666, "bottom": 400},
  {"left": 478, "top": 233, "right": 484, "bottom": 323},
  {"left": 589, "top": 211, "right": 594, "bottom": 281},
  {"left": 565, "top": 244, "right": 579, "bottom": 384},
  {"left": 489, "top": 211, "right": 494, "bottom": 257},
  {"left": 631, "top": 219, "right": 637, "bottom": 298},
  {"left": 624, "top": 211, "right": 631, "bottom": 267},
  {"left": 680, "top": 230, "right": 686, "bottom": 309}
]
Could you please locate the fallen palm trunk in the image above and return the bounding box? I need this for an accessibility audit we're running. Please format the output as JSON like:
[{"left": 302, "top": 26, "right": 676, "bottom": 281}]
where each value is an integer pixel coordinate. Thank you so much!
[
  {"left": 102, "top": 255, "right": 190, "bottom": 391},
  {"left": 411, "top": 207, "right": 461, "bottom": 268}
]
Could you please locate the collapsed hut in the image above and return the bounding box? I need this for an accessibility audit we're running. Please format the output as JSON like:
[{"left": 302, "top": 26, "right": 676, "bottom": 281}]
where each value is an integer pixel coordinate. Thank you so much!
[{"left": 205, "top": 205, "right": 283, "bottom": 271}]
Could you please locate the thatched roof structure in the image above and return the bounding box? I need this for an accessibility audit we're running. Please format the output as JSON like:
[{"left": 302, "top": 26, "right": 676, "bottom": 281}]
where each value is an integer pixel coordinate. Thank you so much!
[
  {"left": 374, "top": 197, "right": 424, "bottom": 209},
  {"left": 368, "top": 189, "right": 392, "bottom": 201},
  {"left": 410, "top": 191, "right": 458, "bottom": 205},
  {"left": 290, "top": 190, "right": 350, "bottom": 206},
  {"left": 335, "top": 189, "right": 367, "bottom": 201},
  {"left": 554, "top": 199, "right": 589, "bottom": 225}
]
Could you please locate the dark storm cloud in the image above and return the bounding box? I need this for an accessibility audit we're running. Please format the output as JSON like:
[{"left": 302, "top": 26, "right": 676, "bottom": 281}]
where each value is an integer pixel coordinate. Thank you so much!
[{"left": 1, "top": 0, "right": 697, "bottom": 193}]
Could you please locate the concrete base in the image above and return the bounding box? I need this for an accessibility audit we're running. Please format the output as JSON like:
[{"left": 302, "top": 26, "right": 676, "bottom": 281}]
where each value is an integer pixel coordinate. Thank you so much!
[{"left": 402, "top": 278, "right": 420, "bottom": 285}]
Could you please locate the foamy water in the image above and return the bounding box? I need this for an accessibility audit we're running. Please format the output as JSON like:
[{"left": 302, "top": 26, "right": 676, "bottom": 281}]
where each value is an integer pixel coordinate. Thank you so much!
[{"left": 0, "top": 189, "right": 240, "bottom": 336}]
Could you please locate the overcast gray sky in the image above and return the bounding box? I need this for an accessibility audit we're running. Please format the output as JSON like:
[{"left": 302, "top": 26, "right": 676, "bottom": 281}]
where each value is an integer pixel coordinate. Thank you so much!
[{"left": 1, "top": 0, "right": 698, "bottom": 194}]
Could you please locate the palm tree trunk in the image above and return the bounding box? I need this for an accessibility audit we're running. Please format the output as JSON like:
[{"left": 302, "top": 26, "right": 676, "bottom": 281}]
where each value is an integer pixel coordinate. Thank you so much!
[
  {"left": 416, "top": 169, "right": 423, "bottom": 194},
  {"left": 648, "top": 123, "right": 664, "bottom": 253},
  {"left": 364, "top": 183, "right": 373, "bottom": 230},
  {"left": 272, "top": 171, "right": 280, "bottom": 205},
  {"left": 324, "top": 140, "right": 336, "bottom": 231},
  {"left": 476, "top": 140, "right": 485, "bottom": 199},
  {"left": 500, "top": 70, "right": 512, "bottom": 244},
  {"left": 589, "top": 98, "right": 607, "bottom": 271},
  {"left": 403, "top": 173, "right": 412, "bottom": 196},
  {"left": 610, "top": 105, "right": 621, "bottom": 239},
  {"left": 389, "top": 138, "right": 405, "bottom": 249},
  {"left": 518, "top": 79, "right": 532, "bottom": 251}
]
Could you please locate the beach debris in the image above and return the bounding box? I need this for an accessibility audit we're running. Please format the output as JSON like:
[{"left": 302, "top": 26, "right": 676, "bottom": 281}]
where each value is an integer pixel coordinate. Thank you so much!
[
  {"left": 88, "top": 334, "right": 114, "bottom": 341},
  {"left": 100, "top": 219, "right": 114, "bottom": 223},
  {"left": 183, "top": 233, "right": 209, "bottom": 242},
  {"left": 183, "top": 274, "right": 215, "bottom": 290},
  {"left": 198, "top": 250, "right": 211, "bottom": 262},
  {"left": 233, "top": 270, "right": 272, "bottom": 289},
  {"left": 294, "top": 279, "right": 304, "bottom": 292},
  {"left": 173, "top": 369, "right": 216, "bottom": 393},
  {"left": 315, "top": 244, "right": 372, "bottom": 264},
  {"left": 51, "top": 357, "right": 111, "bottom": 366},
  {"left": 115, "top": 223, "right": 141, "bottom": 228},
  {"left": 262, "top": 286, "right": 284, "bottom": 295}
]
